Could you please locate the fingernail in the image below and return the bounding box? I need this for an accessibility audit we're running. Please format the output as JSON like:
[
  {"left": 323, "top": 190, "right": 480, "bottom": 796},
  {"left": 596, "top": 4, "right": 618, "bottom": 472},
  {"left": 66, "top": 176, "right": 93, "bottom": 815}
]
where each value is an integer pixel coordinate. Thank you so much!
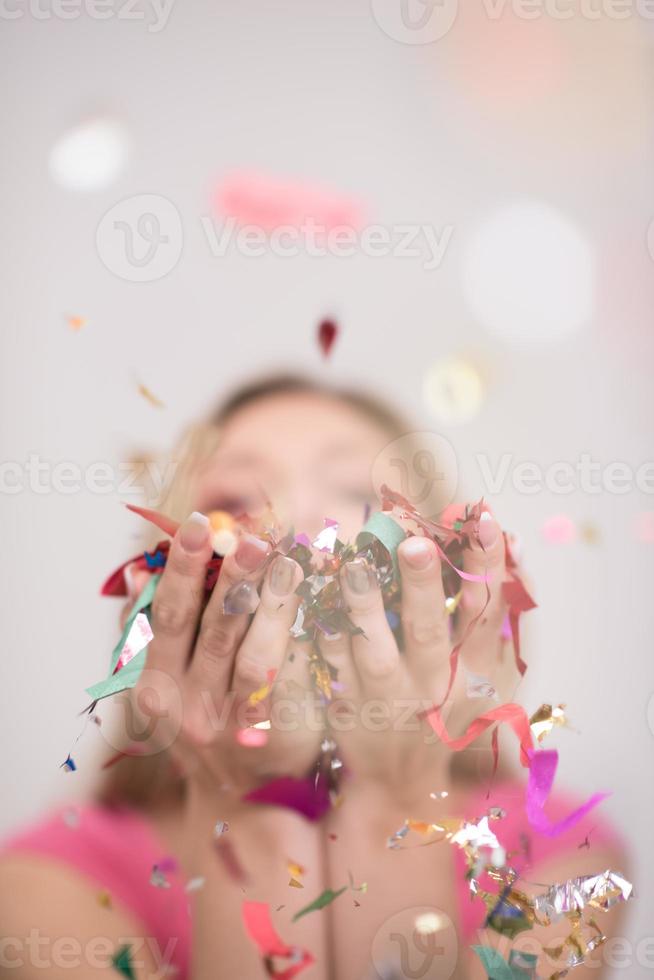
[
  {"left": 401, "top": 536, "right": 433, "bottom": 570},
  {"left": 269, "top": 555, "right": 296, "bottom": 596},
  {"left": 180, "top": 512, "right": 210, "bottom": 553},
  {"left": 478, "top": 511, "right": 499, "bottom": 548},
  {"left": 235, "top": 534, "right": 269, "bottom": 572},
  {"left": 344, "top": 558, "right": 373, "bottom": 595}
]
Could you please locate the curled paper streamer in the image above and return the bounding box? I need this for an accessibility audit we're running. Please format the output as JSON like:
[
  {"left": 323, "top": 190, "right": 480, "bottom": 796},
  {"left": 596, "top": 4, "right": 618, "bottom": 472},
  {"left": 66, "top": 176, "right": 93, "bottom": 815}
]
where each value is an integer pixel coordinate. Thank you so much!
[
  {"left": 356, "top": 510, "right": 406, "bottom": 573},
  {"left": 526, "top": 749, "right": 609, "bottom": 838},
  {"left": 424, "top": 702, "right": 534, "bottom": 768},
  {"left": 242, "top": 901, "right": 314, "bottom": 980}
]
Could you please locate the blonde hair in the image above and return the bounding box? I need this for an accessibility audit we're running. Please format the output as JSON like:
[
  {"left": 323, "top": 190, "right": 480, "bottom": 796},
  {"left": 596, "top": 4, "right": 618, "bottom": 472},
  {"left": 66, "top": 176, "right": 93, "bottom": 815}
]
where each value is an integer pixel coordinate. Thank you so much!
[{"left": 98, "top": 373, "right": 410, "bottom": 809}]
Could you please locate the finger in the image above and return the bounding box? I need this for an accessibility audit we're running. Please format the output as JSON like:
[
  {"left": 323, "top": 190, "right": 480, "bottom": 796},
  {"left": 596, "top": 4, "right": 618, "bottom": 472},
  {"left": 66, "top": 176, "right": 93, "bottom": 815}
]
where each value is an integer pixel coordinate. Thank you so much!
[
  {"left": 455, "top": 510, "right": 507, "bottom": 675},
  {"left": 185, "top": 534, "right": 270, "bottom": 712},
  {"left": 340, "top": 558, "right": 401, "bottom": 696},
  {"left": 147, "top": 512, "right": 213, "bottom": 679},
  {"left": 397, "top": 536, "right": 449, "bottom": 682},
  {"left": 231, "top": 555, "right": 304, "bottom": 708},
  {"left": 318, "top": 630, "right": 360, "bottom": 702}
]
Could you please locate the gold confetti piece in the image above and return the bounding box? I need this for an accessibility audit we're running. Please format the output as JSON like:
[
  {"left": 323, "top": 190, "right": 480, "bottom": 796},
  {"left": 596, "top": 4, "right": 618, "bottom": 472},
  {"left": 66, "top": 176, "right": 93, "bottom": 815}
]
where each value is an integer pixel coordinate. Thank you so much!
[
  {"left": 288, "top": 877, "right": 304, "bottom": 888},
  {"left": 67, "top": 315, "right": 86, "bottom": 331},
  {"left": 579, "top": 522, "right": 601, "bottom": 545},
  {"left": 97, "top": 890, "right": 112, "bottom": 908},
  {"left": 529, "top": 703, "right": 567, "bottom": 742},
  {"left": 248, "top": 681, "right": 272, "bottom": 706},
  {"left": 445, "top": 591, "right": 462, "bottom": 615},
  {"left": 287, "top": 860, "right": 306, "bottom": 879},
  {"left": 137, "top": 383, "right": 165, "bottom": 408}
]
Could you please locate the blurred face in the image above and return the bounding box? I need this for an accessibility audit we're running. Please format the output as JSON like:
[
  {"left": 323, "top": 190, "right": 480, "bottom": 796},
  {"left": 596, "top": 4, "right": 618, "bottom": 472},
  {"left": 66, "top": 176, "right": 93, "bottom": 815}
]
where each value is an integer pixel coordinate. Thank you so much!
[{"left": 193, "top": 391, "right": 393, "bottom": 541}]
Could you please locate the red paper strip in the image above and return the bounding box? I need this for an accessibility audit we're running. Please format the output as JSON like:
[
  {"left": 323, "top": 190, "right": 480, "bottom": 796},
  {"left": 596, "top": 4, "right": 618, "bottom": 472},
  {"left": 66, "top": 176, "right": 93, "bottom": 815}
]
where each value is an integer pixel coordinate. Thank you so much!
[
  {"left": 125, "top": 504, "right": 180, "bottom": 538},
  {"left": 424, "top": 702, "right": 534, "bottom": 768},
  {"left": 502, "top": 534, "right": 537, "bottom": 677},
  {"left": 242, "top": 902, "right": 314, "bottom": 980}
]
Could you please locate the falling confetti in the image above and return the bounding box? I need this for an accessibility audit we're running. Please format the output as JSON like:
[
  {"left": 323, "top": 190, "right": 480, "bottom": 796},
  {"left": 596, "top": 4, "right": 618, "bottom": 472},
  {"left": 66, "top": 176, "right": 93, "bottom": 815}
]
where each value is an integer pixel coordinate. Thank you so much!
[
  {"left": 317, "top": 318, "right": 339, "bottom": 357},
  {"left": 111, "top": 945, "right": 136, "bottom": 980},
  {"left": 292, "top": 886, "right": 348, "bottom": 922},
  {"left": 137, "top": 383, "right": 165, "bottom": 408},
  {"left": 67, "top": 315, "right": 86, "bottom": 331}
]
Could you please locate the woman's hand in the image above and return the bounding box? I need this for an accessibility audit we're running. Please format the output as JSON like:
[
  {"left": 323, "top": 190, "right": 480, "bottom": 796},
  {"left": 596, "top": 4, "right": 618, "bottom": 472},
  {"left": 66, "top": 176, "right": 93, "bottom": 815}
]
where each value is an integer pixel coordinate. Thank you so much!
[
  {"left": 125, "top": 512, "right": 324, "bottom": 796},
  {"left": 317, "top": 508, "right": 510, "bottom": 805}
]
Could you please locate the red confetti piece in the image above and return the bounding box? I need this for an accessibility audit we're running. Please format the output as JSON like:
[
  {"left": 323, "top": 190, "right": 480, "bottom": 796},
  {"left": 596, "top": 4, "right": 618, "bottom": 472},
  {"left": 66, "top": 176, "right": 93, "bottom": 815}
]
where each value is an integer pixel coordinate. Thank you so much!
[
  {"left": 242, "top": 902, "right": 314, "bottom": 980},
  {"left": 317, "top": 319, "right": 338, "bottom": 357}
]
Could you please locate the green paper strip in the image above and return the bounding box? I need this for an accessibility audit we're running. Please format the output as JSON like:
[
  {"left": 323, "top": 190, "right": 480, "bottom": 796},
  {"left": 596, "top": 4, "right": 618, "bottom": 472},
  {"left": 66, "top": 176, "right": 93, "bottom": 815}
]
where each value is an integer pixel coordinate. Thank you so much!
[
  {"left": 471, "top": 946, "right": 517, "bottom": 980},
  {"left": 86, "top": 574, "right": 160, "bottom": 702},
  {"left": 292, "top": 885, "right": 347, "bottom": 922},
  {"left": 112, "top": 944, "right": 136, "bottom": 980},
  {"left": 356, "top": 511, "right": 406, "bottom": 573}
]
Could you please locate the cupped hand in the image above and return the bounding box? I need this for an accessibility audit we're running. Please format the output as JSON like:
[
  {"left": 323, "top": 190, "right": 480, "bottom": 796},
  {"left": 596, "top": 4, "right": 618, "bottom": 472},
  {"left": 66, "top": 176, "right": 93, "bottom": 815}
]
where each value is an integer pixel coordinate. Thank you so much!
[
  {"left": 124, "top": 512, "right": 325, "bottom": 796},
  {"left": 317, "top": 508, "right": 511, "bottom": 804}
]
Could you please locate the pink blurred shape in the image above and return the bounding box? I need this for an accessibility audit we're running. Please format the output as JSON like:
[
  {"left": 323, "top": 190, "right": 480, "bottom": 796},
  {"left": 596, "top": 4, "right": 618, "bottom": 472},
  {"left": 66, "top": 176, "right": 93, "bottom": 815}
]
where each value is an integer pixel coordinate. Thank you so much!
[
  {"left": 214, "top": 171, "right": 364, "bottom": 231},
  {"left": 236, "top": 727, "right": 269, "bottom": 748},
  {"left": 541, "top": 514, "right": 577, "bottom": 545},
  {"left": 634, "top": 511, "right": 654, "bottom": 543}
]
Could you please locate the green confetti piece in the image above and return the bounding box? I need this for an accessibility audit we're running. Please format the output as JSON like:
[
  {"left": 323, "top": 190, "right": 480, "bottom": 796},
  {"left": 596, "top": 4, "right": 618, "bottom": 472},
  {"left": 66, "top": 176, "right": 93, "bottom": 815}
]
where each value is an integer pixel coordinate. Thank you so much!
[
  {"left": 112, "top": 944, "right": 136, "bottom": 980},
  {"left": 85, "top": 574, "right": 160, "bottom": 702},
  {"left": 356, "top": 511, "right": 406, "bottom": 573},
  {"left": 471, "top": 946, "right": 517, "bottom": 980},
  {"left": 508, "top": 950, "right": 538, "bottom": 978},
  {"left": 292, "top": 885, "right": 348, "bottom": 922}
]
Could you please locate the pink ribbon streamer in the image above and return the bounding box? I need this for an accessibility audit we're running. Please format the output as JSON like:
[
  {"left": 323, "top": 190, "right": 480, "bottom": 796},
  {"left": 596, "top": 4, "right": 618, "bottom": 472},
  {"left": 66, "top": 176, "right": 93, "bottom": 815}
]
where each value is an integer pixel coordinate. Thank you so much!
[{"left": 526, "top": 749, "right": 609, "bottom": 838}]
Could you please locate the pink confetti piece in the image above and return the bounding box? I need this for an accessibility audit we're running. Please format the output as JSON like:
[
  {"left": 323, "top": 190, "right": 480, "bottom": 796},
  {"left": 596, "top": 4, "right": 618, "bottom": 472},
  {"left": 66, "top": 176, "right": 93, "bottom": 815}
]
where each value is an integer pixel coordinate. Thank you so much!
[
  {"left": 214, "top": 171, "right": 364, "bottom": 232},
  {"left": 541, "top": 514, "right": 577, "bottom": 544},
  {"left": 526, "top": 749, "right": 609, "bottom": 838}
]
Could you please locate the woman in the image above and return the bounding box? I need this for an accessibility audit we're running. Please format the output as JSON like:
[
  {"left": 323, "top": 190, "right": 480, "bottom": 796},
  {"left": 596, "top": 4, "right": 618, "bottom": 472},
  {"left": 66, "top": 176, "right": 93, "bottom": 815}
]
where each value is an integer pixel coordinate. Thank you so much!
[{"left": 0, "top": 375, "right": 627, "bottom": 980}]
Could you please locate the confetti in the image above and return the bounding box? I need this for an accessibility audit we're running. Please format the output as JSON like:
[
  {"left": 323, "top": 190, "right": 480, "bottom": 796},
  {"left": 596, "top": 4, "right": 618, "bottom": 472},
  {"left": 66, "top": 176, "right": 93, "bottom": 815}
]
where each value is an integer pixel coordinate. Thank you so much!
[
  {"left": 526, "top": 749, "right": 609, "bottom": 838},
  {"left": 292, "top": 885, "right": 348, "bottom": 922},
  {"left": 111, "top": 945, "right": 136, "bottom": 980},
  {"left": 243, "top": 774, "right": 331, "bottom": 822},
  {"left": 97, "top": 890, "right": 112, "bottom": 909},
  {"left": 541, "top": 514, "right": 577, "bottom": 545},
  {"left": 242, "top": 901, "right": 314, "bottom": 979},
  {"left": 67, "top": 315, "right": 86, "bottom": 331},
  {"left": 137, "top": 383, "right": 165, "bottom": 408},
  {"left": 317, "top": 319, "right": 339, "bottom": 357},
  {"left": 185, "top": 876, "right": 205, "bottom": 893},
  {"left": 214, "top": 171, "right": 363, "bottom": 233}
]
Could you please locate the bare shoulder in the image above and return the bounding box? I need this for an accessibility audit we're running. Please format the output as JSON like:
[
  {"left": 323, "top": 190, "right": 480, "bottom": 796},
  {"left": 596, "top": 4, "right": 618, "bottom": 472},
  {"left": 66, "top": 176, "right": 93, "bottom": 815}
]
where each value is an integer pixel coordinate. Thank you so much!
[{"left": 0, "top": 852, "right": 160, "bottom": 978}]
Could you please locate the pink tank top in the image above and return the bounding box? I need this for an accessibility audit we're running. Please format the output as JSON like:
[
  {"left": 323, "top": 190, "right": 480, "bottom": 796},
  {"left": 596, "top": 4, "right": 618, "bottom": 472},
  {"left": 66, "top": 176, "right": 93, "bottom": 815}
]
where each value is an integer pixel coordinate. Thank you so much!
[{"left": 2, "top": 784, "right": 622, "bottom": 979}]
